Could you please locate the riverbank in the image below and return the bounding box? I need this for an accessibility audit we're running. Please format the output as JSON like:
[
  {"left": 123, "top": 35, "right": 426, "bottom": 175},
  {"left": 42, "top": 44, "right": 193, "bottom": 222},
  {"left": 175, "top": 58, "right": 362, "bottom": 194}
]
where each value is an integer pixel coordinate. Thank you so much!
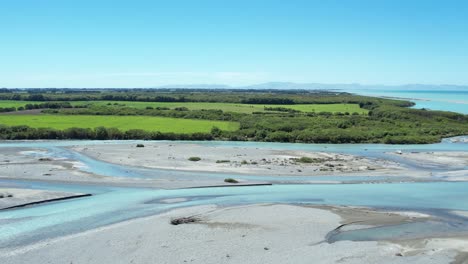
[{"left": 0, "top": 204, "right": 462, "bottom": 264}]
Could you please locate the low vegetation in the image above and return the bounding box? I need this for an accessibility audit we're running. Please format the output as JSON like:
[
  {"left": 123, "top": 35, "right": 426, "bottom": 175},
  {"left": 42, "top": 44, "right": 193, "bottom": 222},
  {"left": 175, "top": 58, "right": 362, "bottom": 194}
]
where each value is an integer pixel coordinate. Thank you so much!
[
  {"left": 188, "top": 157, "right": 201, "bottom": 161},
  {"left": 224, "top": 178, "right": 239, "bottom": 183},
  {"left": 0, "top": 88, "right": 466, "bottom": 144},
  {"left": 294, "top": 157, "right": 317, "bottom": 163}
]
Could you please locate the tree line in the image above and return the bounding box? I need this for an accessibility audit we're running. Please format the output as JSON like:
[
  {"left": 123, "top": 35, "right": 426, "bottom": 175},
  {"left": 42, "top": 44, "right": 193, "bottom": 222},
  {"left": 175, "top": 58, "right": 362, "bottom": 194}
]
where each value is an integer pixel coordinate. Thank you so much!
[
  {"left": 0, "top": 125, "right": 214, "bottom": 141},
  {"left": 0, "top": 89, "right": 414, "bottom": 107}
]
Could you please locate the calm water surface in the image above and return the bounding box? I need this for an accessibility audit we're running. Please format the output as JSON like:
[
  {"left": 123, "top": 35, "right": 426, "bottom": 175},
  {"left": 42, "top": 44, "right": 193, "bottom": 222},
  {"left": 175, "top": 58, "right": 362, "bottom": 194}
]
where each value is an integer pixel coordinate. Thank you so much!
[{"left": 348, "top": 89, "right": 468, "bottom": 114}]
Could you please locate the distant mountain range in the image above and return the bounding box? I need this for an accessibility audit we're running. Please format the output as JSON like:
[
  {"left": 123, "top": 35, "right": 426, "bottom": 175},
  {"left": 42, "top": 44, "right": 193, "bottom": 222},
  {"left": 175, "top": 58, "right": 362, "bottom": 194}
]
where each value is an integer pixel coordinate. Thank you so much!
[{"left": 156, "top": 82, "right": 468, "bottom": 91}]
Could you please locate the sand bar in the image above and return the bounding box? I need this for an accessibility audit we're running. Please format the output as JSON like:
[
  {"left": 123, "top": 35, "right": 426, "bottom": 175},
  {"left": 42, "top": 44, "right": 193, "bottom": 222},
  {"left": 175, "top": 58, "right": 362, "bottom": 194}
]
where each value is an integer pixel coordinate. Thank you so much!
[{"left": 0, "top": 204, "right": 459, "bottom": 264}]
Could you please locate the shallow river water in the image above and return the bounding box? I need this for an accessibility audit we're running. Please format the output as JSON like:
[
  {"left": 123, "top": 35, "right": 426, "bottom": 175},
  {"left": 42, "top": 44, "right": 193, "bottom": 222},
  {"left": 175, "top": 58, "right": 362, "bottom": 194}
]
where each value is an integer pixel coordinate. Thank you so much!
[{"left": 0, "top": 137, "right": 467, "bottom": 248}]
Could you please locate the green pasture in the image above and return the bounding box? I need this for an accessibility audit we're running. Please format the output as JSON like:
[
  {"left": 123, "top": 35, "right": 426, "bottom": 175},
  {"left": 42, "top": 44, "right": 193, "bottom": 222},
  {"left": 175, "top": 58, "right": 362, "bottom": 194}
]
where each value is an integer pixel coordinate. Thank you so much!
[
  {"left": 0, "top": 115, "right": 240, "bottom": 133},
  {"left": 70, "top": 101, "right": 368, "bottom": 114},
  {"left": 0, "top": 100, "right": 39, "bottom": 108},
  {"left": 0, "top": 99, "right": 368, "bottom": 114}
]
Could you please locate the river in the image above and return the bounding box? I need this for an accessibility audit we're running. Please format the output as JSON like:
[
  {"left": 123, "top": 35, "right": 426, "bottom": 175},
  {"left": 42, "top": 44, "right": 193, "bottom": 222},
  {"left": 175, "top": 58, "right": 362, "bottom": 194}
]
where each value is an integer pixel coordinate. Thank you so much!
[
  {"left": 0, "top": 89, "right": 468, "bottom": 250},
  {"left": 0, "top": 137, "right": 467, "bottom": 248}
]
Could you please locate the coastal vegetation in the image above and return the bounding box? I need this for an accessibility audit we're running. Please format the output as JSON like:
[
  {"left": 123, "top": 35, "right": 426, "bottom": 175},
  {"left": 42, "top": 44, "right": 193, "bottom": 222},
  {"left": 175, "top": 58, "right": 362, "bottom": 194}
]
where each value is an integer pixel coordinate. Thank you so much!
[{"left": 0, "top": 89, "right": 467, "bottom": 144}]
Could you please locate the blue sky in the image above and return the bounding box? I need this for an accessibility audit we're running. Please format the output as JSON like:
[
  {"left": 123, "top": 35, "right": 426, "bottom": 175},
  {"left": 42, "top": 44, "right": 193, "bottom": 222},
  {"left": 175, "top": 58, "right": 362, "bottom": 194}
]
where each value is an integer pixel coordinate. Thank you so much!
[{"left": 1, "top": 0, "right": 467, "bottom": 88}]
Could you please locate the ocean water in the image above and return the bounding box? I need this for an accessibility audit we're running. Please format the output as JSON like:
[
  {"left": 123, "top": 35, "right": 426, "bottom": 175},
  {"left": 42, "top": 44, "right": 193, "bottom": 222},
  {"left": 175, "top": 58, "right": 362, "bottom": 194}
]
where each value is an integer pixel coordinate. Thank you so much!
[{"left": 347, "top": 89, "right": 468, "bottom": 114}]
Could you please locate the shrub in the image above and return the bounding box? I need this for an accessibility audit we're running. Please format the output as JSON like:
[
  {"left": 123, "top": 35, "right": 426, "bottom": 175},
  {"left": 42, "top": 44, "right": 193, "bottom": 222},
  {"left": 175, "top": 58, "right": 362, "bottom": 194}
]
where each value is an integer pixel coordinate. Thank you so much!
[
  {"left": 174, "top": 107, "right": 189, "bottom": 111},
  {"left": 224, "top": 178, "right": 239, "bottom": 183},
  {"left": 188, "top": 156, "right": 201, "bottom": 161},
  {"left": 216, "top": 160, "right": 230, "bottom": 163},
  {"left": 295, "top": 157, "right": 315, "bottom": 163},
  {"left": 136, "top": 144, "right": 145, "bottom": 147}
]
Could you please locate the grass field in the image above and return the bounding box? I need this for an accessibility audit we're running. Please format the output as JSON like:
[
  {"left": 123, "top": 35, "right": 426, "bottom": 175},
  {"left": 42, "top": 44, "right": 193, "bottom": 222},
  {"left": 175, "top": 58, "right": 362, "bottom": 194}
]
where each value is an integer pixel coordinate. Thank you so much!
[
  {"left": 0, "top": 100, "right": 39, "bottom": 108},
  {"left": 0, "top": 99, "right": 368, "bottom": 114},
  {"left": 70, "top": 101, "right": 368, "bottom": 114},
  {"left": 0, "top": 115, "right": 240, "bottom": 133}
]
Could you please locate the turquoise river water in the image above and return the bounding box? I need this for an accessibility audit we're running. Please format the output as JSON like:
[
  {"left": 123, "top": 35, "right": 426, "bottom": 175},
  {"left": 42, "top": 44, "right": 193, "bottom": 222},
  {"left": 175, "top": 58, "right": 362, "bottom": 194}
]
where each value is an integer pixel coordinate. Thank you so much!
[{"left": 0, "top": 137, "right": 467, "bottom": 248}]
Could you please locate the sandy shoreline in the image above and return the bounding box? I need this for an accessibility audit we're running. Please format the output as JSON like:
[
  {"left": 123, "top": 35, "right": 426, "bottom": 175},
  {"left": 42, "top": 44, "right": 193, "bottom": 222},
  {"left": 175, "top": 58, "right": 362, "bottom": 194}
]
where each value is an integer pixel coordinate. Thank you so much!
[{"left": 0, "top": 203, "right": 462, "bottom": 264}]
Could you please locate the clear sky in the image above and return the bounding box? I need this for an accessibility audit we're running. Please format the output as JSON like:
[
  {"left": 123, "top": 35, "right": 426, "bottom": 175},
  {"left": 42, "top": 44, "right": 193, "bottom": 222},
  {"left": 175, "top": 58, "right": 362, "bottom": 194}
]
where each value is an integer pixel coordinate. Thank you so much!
[{"left": 1, "top": 0, "right": 467, "bottom": 88}]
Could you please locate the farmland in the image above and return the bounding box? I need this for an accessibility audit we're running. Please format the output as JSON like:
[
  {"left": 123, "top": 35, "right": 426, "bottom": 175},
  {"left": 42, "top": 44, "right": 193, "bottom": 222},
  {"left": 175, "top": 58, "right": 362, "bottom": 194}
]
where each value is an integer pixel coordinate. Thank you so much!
[
  {"left": 0, "top": 100, "right": 39, "bottom": 108},
  {"left": 0, "top": 100, "right": 368, "bottom": 114},
  {"left": 69, "top": 101, "right": 368, "bottom": 114},
  {"left": 0, "top": 115, "right": 239, "bottom": 133},
  {"left": 0, "top": 89, "right": 467, "bottom": 143}
]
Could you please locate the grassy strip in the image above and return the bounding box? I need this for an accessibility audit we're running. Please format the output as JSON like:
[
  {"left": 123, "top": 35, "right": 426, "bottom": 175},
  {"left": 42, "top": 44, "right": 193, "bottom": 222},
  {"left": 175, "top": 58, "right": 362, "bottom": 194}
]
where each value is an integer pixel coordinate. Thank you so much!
[
  {"left": 0, "top": 100, "right": 41, "bottom": 108},
  {"left": 69, "top": 101, "right": 368, "bottom": 114},
  {"left": 0, "top": 115, "right": 239, "bottom": 133}
]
